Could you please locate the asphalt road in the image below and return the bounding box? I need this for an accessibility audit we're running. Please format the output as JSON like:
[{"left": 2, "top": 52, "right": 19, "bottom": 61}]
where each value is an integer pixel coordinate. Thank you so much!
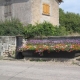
[{"left": 0, "top": 60, "right": 80, "bottom": 80}]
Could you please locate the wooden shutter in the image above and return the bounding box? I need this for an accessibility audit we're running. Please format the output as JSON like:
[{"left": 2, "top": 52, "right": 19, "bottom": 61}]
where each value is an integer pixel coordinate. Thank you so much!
[
  {"left": 43, "top": 4, "right": 50, "bottom": 15},
  {"left": 43, "top": 4, "right": 47, "bottom": 14},
  {"left": 46, "top": 4, "right": 50, "bottom": 15}
]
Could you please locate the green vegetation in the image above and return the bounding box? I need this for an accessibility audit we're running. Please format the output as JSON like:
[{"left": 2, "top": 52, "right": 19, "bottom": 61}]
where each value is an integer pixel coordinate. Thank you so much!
[
  {"left": 23, "top": 22, "right": 57, "bottom": 38},
  {"left": 0, "top": 8, "right": 80, "bottom": 38},
  {"left": 59, "top": 8, "right": 80, "bottom": 34},
  {"left": 23, "top": 21, "right": 70, "bottom": 38},
  {"left": 0, "top": 19, "right": 24, "bottom": 36}
]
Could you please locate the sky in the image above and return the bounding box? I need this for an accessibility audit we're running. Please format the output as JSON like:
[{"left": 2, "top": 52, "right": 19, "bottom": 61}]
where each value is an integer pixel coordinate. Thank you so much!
[{"left": 59, "top": 0, "right": 80, "bottom": 14}]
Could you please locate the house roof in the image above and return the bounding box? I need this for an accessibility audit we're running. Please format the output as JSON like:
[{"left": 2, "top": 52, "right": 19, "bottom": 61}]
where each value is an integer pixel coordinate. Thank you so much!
[{"left": 58, "top": 0, "right": 63, "bottom": 3}]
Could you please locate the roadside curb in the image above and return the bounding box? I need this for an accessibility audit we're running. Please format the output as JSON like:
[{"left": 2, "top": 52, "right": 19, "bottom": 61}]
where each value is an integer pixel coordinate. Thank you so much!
[
  {"left": 24, "top": 57, "right": 73, "bottom": 62},
  {"left": 1, "top": 56, "right": 80, "bottom": 66}
]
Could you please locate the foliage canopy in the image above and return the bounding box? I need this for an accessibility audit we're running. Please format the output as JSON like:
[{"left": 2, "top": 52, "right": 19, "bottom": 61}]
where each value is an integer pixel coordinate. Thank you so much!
[{"left": 59, "top": 8, "right": 80, "bottom": 34}]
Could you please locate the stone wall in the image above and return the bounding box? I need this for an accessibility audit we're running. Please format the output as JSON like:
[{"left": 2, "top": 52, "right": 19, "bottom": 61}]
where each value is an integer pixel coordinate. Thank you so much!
[
  {"left": 12, "top": 0, "right": 32, "bottom": 25},
  {"left": 31, "top": 0, "right": 59, "bottom": 26},
  {"left": 0, "top": 0, "right": 32, "bottom": 25},
  {"left": 0, "top": 0, "right": 59, "bottom": 26},
  {"left": 0, "top": 36, "right": 16, "bottom": 56},
  {"left": 0, "top": 0, "right": 5, "bottom": 21}
]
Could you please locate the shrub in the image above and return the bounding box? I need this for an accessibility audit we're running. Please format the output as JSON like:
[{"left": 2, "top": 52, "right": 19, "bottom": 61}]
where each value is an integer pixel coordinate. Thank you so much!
[
  {"left": 54, "top": 26, "right": 68, "bottom": 36},
  {"left": 23, "top": 22, "right": 58, "bottom": 38},
  {"left": 0, "top": 18, "right": 24, "bottom": 36}
]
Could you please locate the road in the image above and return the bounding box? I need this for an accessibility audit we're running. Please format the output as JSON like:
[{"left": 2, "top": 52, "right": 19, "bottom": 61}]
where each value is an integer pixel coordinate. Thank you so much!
[{"left": 0, "top": 60, "right": 80, "bottom": 80}]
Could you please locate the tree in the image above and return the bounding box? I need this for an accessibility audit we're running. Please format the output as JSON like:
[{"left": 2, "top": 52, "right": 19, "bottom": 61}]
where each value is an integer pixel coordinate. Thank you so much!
[{"left": 59, "top": 8, "right": 80, "bottom": 33}]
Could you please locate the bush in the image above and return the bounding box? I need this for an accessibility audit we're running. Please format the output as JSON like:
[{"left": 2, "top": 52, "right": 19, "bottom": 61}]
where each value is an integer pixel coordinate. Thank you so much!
[
  {"left": 23, "top": 22, "right": 58, "bottom": 38},
  {"left": 0, "top": 18, "right": 24, "bottom": 36},
  {"left": 23, "top": 21, "right": 69, "bottom": 38},
  {"left": 0, "top": 19, "right": 75, "bottom": 37},
  {"left": 54, "top": 26, "right": 68, "bottom": 36}
]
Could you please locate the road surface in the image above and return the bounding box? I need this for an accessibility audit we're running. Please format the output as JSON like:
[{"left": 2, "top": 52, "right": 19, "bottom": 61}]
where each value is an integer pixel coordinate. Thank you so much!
[{"left": 0, "top": 60, "right": 80, "bottom": 80}]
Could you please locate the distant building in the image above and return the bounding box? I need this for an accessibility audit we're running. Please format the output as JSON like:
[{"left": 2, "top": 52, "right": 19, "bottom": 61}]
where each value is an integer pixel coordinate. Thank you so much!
[{"left": 0, "top": 0, "right": 62, "bottom": 26}]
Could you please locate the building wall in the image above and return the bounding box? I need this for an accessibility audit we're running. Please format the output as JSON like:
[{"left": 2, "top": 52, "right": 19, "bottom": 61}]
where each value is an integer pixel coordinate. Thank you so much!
[
  {"left": 0, "top": 0, "right": 59, "bottom": 26},
  {"left": 31, "top": 0, "right": 59, "bottom": 26},
  {"left": 12, "top": 0, "right": 32, "bottom": 25},
  {"left": 50, "top": 0, "right": 59, "bottom": 26},
  {"left": 31, "top": 0, "right": 41, "bottom": 24},
  {"left": 0, "top": 0, "right": 32, "bottom": 24},
  {"left": 0, "top": 0, "right": 5, "bottom": 21}
]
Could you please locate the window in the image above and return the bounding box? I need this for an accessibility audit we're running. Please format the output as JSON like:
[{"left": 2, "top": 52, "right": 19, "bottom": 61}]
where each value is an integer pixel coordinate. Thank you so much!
[
  {"left": 43, "top": 4, "right": 50, "bottom": 15},
  {"left": 4, "top": 0, "right": 12, "bottom": 18}
]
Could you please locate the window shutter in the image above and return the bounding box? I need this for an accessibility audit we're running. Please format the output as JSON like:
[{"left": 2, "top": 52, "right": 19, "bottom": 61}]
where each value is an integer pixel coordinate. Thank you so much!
[
  {"left": 46, "top": 5, "right": 50, "bottom": 14},
  {"left": 43, "top": 4, "right": 47, "bottom": 14},
  {"left": 43, "top": 4, "right": 50, "bottom": 15}
]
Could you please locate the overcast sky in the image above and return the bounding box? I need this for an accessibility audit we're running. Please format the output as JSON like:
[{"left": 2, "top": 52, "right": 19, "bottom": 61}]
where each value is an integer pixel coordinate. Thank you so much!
[{"left": 59, "top": 0, "right": 80, "bottom": 14}]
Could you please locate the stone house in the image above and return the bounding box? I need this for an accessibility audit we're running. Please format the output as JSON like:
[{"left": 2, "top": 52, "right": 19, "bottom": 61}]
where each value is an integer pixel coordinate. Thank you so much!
[{"left": 0, "top": 0, "right": 62, "bottom": 26}]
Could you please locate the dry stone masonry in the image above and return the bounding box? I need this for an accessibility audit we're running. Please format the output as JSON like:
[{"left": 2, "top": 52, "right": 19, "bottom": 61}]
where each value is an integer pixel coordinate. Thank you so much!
[{"left": 0, "top": 36, "right": 16, "bottom": 56}]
